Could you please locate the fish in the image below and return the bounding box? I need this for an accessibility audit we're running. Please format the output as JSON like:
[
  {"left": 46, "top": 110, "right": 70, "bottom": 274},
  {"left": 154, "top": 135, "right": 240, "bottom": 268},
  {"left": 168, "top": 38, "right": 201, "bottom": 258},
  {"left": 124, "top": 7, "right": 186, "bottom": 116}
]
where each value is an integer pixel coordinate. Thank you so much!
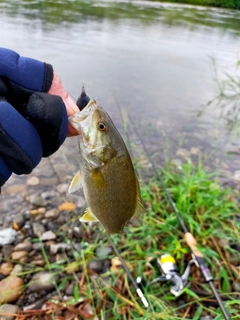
[{"left": 68, "top": 98, "right": 144, "bottom": 234}]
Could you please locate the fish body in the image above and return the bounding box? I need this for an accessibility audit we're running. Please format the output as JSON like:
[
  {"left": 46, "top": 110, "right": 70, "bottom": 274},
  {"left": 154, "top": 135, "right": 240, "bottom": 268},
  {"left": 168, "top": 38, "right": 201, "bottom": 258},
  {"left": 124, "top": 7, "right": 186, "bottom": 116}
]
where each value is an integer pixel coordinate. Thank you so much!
[{"left": 68, "top": 99, "right": 143, "bottom": 234}]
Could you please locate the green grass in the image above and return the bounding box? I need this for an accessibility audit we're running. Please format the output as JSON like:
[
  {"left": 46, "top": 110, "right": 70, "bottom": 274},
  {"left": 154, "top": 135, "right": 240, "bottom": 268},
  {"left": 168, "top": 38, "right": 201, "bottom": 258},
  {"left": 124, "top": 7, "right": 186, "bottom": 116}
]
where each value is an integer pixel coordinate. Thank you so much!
[{"left": 16, "top": 157, "right": 240, "bottom": 319}]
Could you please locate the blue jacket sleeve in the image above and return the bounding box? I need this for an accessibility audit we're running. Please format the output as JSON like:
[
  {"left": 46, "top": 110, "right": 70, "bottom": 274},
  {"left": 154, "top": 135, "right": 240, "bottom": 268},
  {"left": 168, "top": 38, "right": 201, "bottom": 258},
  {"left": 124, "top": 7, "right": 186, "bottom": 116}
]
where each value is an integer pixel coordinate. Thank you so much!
[{"left": 0, "top": 47, "right": 53, "bottom": 92}]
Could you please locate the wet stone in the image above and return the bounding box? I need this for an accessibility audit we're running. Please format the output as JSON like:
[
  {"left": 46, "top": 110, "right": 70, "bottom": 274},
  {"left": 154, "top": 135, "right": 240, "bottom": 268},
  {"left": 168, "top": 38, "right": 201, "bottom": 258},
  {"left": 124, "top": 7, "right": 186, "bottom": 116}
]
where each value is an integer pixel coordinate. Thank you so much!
[
  {"left": 32, "top": 223, "right": 45, "bottom": 237},
  {"left": 44, "top": 208, "right": 59, "bottom": 219},
  {"left": 14, "top": 241, "right": 32, "bottom": 252},
  {"left": 28, "top": 272, "right": 55, "bottom": 293},
  {"left": 0, "top": 262, "right": 13, "bottom": 276},
  {"left": 11, "top": 251, "right": 28, "bottom": 261},
  {"left": 0, "top": 276, "right": 24, "bottom": 303},
  {"left": 0, "top": 228, "right": 17, "bottom": 246},
  {"left": 41, "top": 231, "right": 57, "bottom": 241},
  {"left": 29, "top": 194, "right": 48, "bottom": 207},
  {"left": 0, "top": 304, "right": 20, "bottom": 320}
]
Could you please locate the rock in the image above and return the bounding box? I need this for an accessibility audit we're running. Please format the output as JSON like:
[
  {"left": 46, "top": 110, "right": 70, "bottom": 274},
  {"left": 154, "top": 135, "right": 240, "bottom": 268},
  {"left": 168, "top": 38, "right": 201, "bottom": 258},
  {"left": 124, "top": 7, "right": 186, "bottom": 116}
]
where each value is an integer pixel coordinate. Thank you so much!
[
  {"left": 0, "top": 262, "right": 13, "bottom": 276},
  {"left": 0, "top": 276, "right": 24, "bottom": 303},
  {"left": 14, "top": 241, "right": 32, "bottom": 252},
  {"left": 65, "top": 262, "right": 79, "bottom": 274},
  {"left": 233, "top": 170, "right": 240, "bottom": 181},
  {"left": 29, "top": 194, "right": 47, "bottom": 207},
  {"left": 27, "top": 176, "right": 40, "bottom": 185},
  {"left": 0, "top": 229, "right": 17, "bottom": 246},
  {"left": 175, "top": 148, "right": 190, "bottom": 158},
  {"left": 72, "top": 227, "right": 81, "bottom": 239},
  {"left": 44, "top": 209, "right": 59, "bottom": 219},
  {"left": 49, "top": 243, "right": 71, "bottom": 255},
  {"left": 0, "top": 304, "right": 20, "bottom": 320},
  {"left": 65, "top": 282, "right": 75, "bottom": 296},
  {"left": 11, "top": 251, "right": 28, "bottom": 261},
  {"left": 200, "top": 317, "right": 213, "bottom": 320},
  {"left": 58, "top": 202, "right": 76, "bottom": 211},
  {"left": 69, "top": 195, "right": 86, "bottom": 208},
  {"left": 12, "top": 216, "right": 25, "bottom": 229},
  {"left": 233, "top": 281, "right": 240, "bottom": 292},
  {"left": 170, "top": 159, "right": 182, "bottom": 169},
  {"left": 5, "top": 184, "right": 27, "bottom": 195},
  {"left": 30, "top": 260, "right": 45, "bottom": 267},
  {"left": 55, "top": 253, "right": 67, "bottom": 263},
  {"left": 57, "top": 183, "right": 69, "bottom": 193},
  {"left": 190, "top": 147, "right": 200, "bottom": 155},
  {"left": 87, "top": 260, "right": 103, "bottom": 273},
  {"left": 96, "top": 247, "right": 112, "bottom": 258},
  {"left": 32, "top": 223, "right": 45, "bottom": 237},
  {"left": 10, "top": 264, "right": 23, "bottom": 276},
  {"left": 41, "top": 231, "right": 56, "bottom": 241},
  {"left": 23, "top": 298, "right": 46, "bottom": 311},
  {"left": 28, "top": 272, "right": 55, "bottom": 293},
  {"left": 2, "top": 245, "right": 14, "bottom": 259}
]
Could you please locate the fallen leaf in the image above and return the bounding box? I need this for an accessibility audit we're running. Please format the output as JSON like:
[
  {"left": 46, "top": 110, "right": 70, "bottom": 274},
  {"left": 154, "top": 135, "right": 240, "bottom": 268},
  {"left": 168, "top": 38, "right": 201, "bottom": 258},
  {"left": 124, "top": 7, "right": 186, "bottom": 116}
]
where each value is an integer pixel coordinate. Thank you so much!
[{"left": 58, "top": 202, "right": 76, "bottom": 211}]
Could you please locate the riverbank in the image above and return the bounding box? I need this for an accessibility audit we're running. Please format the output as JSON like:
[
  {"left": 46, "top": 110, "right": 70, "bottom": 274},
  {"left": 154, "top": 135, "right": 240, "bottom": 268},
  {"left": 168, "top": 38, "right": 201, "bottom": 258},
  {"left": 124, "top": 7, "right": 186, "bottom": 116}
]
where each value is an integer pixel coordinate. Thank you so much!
[
  {"left": 0, "top": 144, "right": 239, "bottom": 319},
  {"left": 155, "top": 0, "right": 240, "bottom": 9}
]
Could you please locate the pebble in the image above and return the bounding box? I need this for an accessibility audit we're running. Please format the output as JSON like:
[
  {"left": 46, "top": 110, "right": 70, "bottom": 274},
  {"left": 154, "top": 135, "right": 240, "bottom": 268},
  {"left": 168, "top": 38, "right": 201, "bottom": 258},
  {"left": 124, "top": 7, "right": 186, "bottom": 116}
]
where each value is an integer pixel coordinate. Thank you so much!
[
  {"left": 233, "top": 170, "right": 240, "bottom": 181},
  {"left": 2, "top": 245, "right": 13, "bottom": 259},
  {"left": 200, "top": 317, "right": 213, "bottom": 320},
  {"left": 28, "top": 272, "right": 55, "bottom": 293},
  {"left": 0, "top": 304, "right": 20, "bottom": 320},
  {"left": 29, "top": 194, "right": 48, "bottom": 207},
  {"left": 32, "top": 222, "right": 45, "bottom": 237},
  {"left": 44, "top": 209, "right": 59, "bottom": 219},
  {"left": 0, "top": 276, "right": 24, "bottom": 303},
  {"left": 56, "top": 183, "right": 69, "bottom": 193},
  {"left": 10, "top": 264, "right": 23, "bottom": 276},
  {"left": 96, "top": 247, "right": 112, "bottom": 258},
  {"left": 87, "top": 260, "right": 103, "bottom": 273},
  {"left": 14, "top": 241, "right": 32, "bottom": 252},
  {"left": 27, "top": 176, "right": 40, "bottom": 185},
  {"left": 175, "top": 148, "right": 190, "bottom": 158},
  {"left": 31, "top": 259, "right": 45, "bottom": 267},
  {"left": 0, "top": 229, "right": 17, "bottom": 246},
  {"left": 0, "top": 262, "right": 13, "bottom": 276},
  {"left": 49, "top": 243, "right": 71, "bottom": 255},
  {"left": 65, "top": 282, "right": 75, "bottom": 296},
  {"left": 11, "top": 251, "right": 28, "bottom": 261},
  {"left": 23, "top": 298, "right": 46, "bottom": 311},
  {"left": 41, "top": 231, "right": 57, "bottom": 241}
]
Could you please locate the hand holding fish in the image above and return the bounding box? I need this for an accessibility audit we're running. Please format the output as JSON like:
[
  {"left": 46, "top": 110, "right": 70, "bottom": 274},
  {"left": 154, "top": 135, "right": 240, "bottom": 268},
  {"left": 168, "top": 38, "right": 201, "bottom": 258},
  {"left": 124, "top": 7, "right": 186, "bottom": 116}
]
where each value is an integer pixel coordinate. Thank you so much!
[{"left": 0, "top": 47, "right": 78, "bottom": 187}]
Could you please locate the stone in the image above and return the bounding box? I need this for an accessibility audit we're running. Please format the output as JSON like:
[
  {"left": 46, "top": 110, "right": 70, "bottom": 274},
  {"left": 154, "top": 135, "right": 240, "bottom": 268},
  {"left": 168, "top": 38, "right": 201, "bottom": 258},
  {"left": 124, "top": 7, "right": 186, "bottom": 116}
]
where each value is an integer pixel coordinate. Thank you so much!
[
  {"left": 57, "top": 183, "right": 69, "bottom": 193},
  {"left": 28, "top": 272, "right": 55, "bottom": 293},
  {"left": 14, "top": 241, "right": 32, "bottom": 252},
  {"left": 44, "top": 209, "right": 59, "bottom": 219},
  {"left": 29, "top": 194, "right": 47, "bottom": 207},
  {"left": 96, "top": 247, "right": 112, "bottom": 258},
  {"left": 190, "top": 147, "right": 200, "bottom": 155},
  {"left": 23, "top": 298, "right": 46, "bottom": 311},
  {"left": 87, "top": 260, "right": 103, "bottom": 273},
  {"left": 175, "top": 148, "right": 190, "bottom": 158},
  {"left": 0, "top": 262, "right": 13, "bottom": 276},
  {"left": 200, "top": 317, "right": 213, "bottom": 320},
  {"left": 12, "top": 216, "right": 25, "bottom": 229},
  {"left": 2, "top": 245, "right": 13, "bottom": 259},
  {"left": 32, "top": 223, "right": 45, "bottom": 237},
  {"left": 65, "top": 282, "right": 75, "bottom": 296},
  {"left": 55, "top": 253, "right": 67, "bottom": 263},
  {"left": 233, "top": 170, "right": 240, "bottom": 181},
  {"left": 0, "top": 229, "right": 17, "bottom": 246},
  {"left": 30, "top": 260, "right": 45, "bottom": 267},
  {"left": 233, "top": 281, "right": 240, "bottom": 292},
  {"left": 41, "top": 231, "right": 57, "bottom": 241},
  {"left": 27, "top": 176, "right": 40, "bottom": 185},
  {"left": 0, "top": 304, "right": 20, "bottom": 320},
  {"left": 0, "top": 276, "right": 24, "bottom": 303},
  {"left": 11, "top": 251, "right": 28, "bottom": 261},
  {"left": 10, "top": 264, "right": 23, "bottom": 276},
  {"left": 49, "top": 243, "right": 71, "bottom": 255}
]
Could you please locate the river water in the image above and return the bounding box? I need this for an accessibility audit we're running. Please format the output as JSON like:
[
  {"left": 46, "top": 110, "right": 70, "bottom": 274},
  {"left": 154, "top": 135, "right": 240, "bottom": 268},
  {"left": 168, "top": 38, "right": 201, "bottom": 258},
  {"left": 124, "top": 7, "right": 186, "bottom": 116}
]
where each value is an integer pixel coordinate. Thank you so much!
[{"left": 1, "top": 0, "right": 240, "bottom": 180}]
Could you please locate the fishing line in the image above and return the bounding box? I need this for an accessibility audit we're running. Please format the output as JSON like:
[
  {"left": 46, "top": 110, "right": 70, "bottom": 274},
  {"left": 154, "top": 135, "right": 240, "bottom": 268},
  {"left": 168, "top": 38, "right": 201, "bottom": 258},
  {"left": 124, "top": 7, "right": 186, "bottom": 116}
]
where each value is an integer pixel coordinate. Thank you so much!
[{"left": 118, "top": 102, "right": 230, "bottom": 320}]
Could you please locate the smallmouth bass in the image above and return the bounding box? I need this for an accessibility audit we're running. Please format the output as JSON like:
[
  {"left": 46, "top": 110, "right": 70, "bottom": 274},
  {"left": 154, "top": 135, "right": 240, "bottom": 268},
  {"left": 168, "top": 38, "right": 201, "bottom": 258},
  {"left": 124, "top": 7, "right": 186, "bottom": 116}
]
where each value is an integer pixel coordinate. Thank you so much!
[{"left": 68, "top": 99, "right": 143, "bottom": 234}]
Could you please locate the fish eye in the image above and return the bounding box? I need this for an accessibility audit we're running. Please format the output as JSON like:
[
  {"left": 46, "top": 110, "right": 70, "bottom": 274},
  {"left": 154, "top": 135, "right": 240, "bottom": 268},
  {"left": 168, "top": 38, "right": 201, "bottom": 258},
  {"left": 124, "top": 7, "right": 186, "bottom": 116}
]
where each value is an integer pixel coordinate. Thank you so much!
[{"left": 98, "top": 122, "right": 107, "bottom": 132}]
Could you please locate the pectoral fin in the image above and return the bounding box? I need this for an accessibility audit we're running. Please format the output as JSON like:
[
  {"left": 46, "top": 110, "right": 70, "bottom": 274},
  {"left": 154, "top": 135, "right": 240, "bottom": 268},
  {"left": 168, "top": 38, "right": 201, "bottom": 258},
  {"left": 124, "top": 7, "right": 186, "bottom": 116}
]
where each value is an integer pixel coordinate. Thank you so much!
[
  {"left": 80, "top": 207, "right": 99, "bottom": 222},
  {"left": 68, "top": 171, "right": 82, "bottom": 194}
]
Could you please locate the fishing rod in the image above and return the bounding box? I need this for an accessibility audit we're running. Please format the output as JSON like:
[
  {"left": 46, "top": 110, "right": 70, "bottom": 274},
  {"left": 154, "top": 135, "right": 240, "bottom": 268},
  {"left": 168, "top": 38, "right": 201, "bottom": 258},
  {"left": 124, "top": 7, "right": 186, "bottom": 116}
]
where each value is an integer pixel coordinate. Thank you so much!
[{"left": 124, "top": 110, "right": 231, "bottom": 320}]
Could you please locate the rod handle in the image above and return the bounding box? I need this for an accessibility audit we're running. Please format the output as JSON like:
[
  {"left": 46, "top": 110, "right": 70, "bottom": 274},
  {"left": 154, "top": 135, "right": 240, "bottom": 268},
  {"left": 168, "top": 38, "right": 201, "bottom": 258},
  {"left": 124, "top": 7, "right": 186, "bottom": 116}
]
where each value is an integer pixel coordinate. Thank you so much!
[{"left": 185, "top": 232, "right": 203, "bottom": 257}]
